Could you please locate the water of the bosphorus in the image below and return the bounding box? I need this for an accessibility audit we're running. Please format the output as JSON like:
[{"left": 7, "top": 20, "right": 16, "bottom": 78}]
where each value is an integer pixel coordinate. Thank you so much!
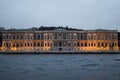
[{"left": 0, "top": 53, "right": 120, "bottom": 80}]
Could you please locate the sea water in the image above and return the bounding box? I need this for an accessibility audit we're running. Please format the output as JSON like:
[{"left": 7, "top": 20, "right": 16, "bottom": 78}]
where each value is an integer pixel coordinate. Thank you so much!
[{"left": 0, "top": 54, "right": 120, "bottom": 80}]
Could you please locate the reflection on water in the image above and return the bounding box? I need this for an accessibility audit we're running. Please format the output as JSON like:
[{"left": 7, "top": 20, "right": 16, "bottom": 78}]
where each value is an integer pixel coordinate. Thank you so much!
[{"left": 0, "top": 54, "right": 120, "bottom": 80}]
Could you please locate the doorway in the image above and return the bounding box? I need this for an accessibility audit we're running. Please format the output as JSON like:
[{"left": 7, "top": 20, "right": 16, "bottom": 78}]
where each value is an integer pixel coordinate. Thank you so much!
[{"left": 59, "top": 48, "right": 62, "bottom": 51}]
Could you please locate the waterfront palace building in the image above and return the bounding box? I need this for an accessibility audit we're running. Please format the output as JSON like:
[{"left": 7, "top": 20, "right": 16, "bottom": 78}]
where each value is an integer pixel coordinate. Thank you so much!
[{"left": 0, "top": 27, "right": 119, "bottom": 52}]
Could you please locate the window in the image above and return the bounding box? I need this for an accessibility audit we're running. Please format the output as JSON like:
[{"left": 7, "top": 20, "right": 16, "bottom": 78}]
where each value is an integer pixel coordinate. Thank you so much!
[
  {"left": 41, "top": 42, "right": 44, "bottom": 47},
  {"left": 9, "top": 35, "right": 11, "bottom": 39},
  {"left": 6, "top": 35, "right": 8, "bottom": 39},
  {"left": 3, "top": 35, "right": 6, "bottom": 39},
  {"left": 13, "top": 43, "right": 15, "bottom": 47},
  {"left": 105, "top": 43, "right": 107, "bottom": 47},
  {"left": 81, "top": 35, "right": 83, "bottom": 40},
  {"left": 74, "top": 35, "right": 76, "bottom": 40},
  {"left": 54, "top": 43, "right": 57, "bottom": 46},
  {"left": 44, "top": 35, "right": 47, "bottom": 40},
  {"left": 74, "top": 43, "right": 76, "bottom": 46},
  {"left": 77, "top": 34, "right": 80, "bottom": 40},
  {"left": 68, "top": 43, "right": 71, "bottom": 46},
  {"left": 17, "top": 35, "right": 19, "bottom": 39},
  {"left": 20, "top": 35, "right": 23, "bottom": 39},
  {"left": 50, "top": 35, "right": 52, "bottom": 39},
  {"left": 115, "top": 43, "right": 117, "bottom": 46},
  {"left": 63, "top": 34, "right": 66, "bottom": 39},
  {"left": 31, "top": 43, "right": 32, "bottom": 47},
  {"left": 91, "top": 35, "right": 93, "bottom": 40},
  {"left": 85, "top": 42, "right": 87, "bottom": 47},
  {"left": 25, "top": 43, "right": 26, "bottom": 47},
  {"left": 20, "top": 44, "right": 23, "bottom": 47},
  {"left": 98, "top": 43, "right": 100, "bottom": 47},
  {"left": 93, "top": 35, "right": 96, "bottom": 40},
  {"left": 48, "top": 43, "right": 49, "bottom": 46},
  {"left": 77, "top": 43, "right": 80, "bottom": 47},
  {"left": 102, "top": 43, "right": 104, "bottom": 47},
  {"left": 59, "top": 42, "right": 62, "bottom": 47},
  {"left": 6, "top": 42, "right": 8, "bottom": 47},
  {"left": 4, "top": 43, "right": 6, "bottom": 47},
  {"left": 71, "top": 35, "right": 73, "bottom": 39},
  {"left": 81, "top": 42, "right": 83, "bottom": 47},
  {"left": 88, "top": 36, "right": 90, "bottom": 40},
  {"left": 50, "top": 43, "right": 52, "bottom": 46},
  {"left": 16, "top": 43, "right": 19, "bottom": 47},
  {"left": 37, "top": 43, "right": 40, "bottom": 47},
  {"left": 88, "top": 43, "right": 90, "bottom": 47},
  {"left": 91, "top": 43, "right": 93, "bottom": 47},
  {"left": 45, "top": 43, "right": 47, "bottom": 47},
  {"left": 34, "top": 43, "right": 36, "bottom": 47},
  {"left": 94, "top": 43, "right": 96, "bottom": 46},
  {"left": 28, "top": 43, "right": 29, "bottom": 47},
  {"left": 69, "top": 35, "right": 71, "bottom": 39}
]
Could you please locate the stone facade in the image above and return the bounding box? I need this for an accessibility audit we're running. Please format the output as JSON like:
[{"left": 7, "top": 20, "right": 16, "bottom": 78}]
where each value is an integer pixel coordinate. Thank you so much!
[{"left": 1, "top": 29, "right": 118, "bottom": 52}]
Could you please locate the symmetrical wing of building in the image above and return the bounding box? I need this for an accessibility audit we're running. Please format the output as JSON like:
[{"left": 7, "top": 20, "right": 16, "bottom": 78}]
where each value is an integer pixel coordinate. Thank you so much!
[{"left": 0, "top": 27, "right": 119, "bottom": 52}]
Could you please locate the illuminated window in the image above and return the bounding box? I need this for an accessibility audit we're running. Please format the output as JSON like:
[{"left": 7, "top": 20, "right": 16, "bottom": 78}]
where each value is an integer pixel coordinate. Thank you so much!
[
  {"left": 13, "top": 43, "right": 15, "bottom": 47},
  {"left": 91, "top": 43, "right": 93, "bottom": 47},
  {"left": 16, "top": 43, "right": 19, "bottom": 47},
  {"left": 85, "top": 42, "right": 87, "bottom": 47},
  {"left": 102, "top": 43, "right": 104, "bottom": 47},
  {"left": 88, "top": 43, "right": 90, "bottom": 47},
  {"left": 48, "top": 43, "right": 49, "bottom": 46},
  {"left": 98, "top": 43, "right": 100, "bottom": 47},
  {"left": 25, "top": 43, "right": 26, "bottom": 47},
  {"left": 94, "top": 43, "right": 96, "bottom": 46},
  {"left": 4, "top": 43, "right": 5, "bottom": 46},
  {"left": 6, "top": 42, "right": 8, "bottom": 47},
  {"left": 31, "top": 43, "right": 32, "bottom": 47},
  {"left": 28, "top": 43, "right": 29, "bottom": 47},
  {"left": 81, "top": 42, "right": 83, "bottom": 47},
  {"left": 20, "top": 44, "right": 23, "bottom": 47},
  {"left": 105, "top": 43, "right": 107, "bottom": 47}
]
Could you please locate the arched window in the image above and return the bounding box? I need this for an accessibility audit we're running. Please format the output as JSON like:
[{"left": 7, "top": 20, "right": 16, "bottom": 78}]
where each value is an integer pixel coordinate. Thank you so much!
[
  {"left": 77, "top": 43, "right": 80, "bottom": 47},
  {"left": 59, "top": 42, "right": 62, "bottom": 47}
]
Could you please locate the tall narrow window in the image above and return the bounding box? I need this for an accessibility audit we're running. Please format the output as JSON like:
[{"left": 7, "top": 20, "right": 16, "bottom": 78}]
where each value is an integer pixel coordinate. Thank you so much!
[{"left": 98, "top": 43, "right": 100, "bottom": 47}]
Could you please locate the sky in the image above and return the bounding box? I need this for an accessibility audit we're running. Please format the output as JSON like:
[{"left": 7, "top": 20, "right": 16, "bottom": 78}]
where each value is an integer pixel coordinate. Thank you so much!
[{"left": 0, "top": 0, "right": 120, "bottom": 30}]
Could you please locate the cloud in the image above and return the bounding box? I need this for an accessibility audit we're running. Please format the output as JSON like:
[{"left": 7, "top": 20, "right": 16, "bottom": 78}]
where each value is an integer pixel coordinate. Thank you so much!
[{"left": 0, "top": 0, "right": 120, "bottom": 30}]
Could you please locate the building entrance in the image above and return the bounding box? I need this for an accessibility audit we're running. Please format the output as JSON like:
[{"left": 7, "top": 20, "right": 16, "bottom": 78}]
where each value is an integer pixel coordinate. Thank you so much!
[{"left": 59, "top": 48, "right": 62, "bottom": 51}]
